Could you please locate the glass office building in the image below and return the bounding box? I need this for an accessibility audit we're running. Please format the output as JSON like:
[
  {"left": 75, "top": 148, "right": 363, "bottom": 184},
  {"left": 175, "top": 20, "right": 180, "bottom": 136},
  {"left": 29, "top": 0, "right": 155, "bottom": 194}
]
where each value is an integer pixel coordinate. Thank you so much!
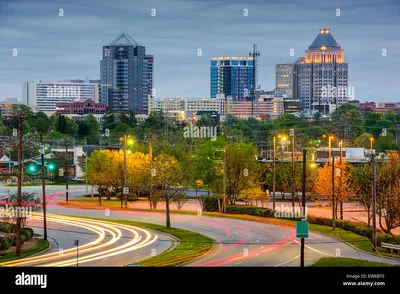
[
  {"left": 210, "top": 57, "right": 254, "bottom": 101},
  {"left": 100, "top": 33, "right": 153, "bottom": 114}
]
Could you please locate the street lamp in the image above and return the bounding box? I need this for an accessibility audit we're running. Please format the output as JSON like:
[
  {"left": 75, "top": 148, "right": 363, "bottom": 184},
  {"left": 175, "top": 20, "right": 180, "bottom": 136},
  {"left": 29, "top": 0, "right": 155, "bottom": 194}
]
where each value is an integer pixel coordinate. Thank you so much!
[
  {"left": 120, "top": 134, "right": 132, "bottom": 208},
  {"left": 272, "top": 134, "right": 278, "bottom": 211},
  {"left": 281, "top": 136, "right": 287, "bottom": 159},
  {"left": 370, "top": 137, "right": 374, "bottom": 155},
  {"left": 328, "top": 135, "right": 334, "bottom": 160}
]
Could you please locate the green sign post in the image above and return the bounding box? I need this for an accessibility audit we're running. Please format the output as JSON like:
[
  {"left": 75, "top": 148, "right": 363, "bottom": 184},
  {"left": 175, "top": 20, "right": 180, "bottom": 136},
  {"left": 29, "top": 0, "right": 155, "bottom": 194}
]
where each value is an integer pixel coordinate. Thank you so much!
[{"left": 296, "top": 221, "right": 309, "bottom": 238}]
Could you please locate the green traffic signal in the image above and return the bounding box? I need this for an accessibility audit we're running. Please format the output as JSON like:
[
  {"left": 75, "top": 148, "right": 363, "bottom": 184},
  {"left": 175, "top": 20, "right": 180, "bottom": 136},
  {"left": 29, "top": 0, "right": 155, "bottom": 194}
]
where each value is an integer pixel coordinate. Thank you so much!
[{"left": 48, "top": 163, "right": 56, "bottom": 171}]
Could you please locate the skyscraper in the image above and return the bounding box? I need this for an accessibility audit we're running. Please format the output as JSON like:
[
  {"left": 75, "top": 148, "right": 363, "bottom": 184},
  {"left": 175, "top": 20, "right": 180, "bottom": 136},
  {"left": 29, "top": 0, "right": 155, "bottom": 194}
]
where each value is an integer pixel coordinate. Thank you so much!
[
  {"left": 100, "top": 32, "right": 153, "bottom": 114},
  {"left": 294, "top": 28, "right": 349, "bottom": 114},
  {"left": 210, "top": 57, "right": 254, "bottom": 101},
  {"left": 275, "top": 64, "right": 295, "bottom": 98}
]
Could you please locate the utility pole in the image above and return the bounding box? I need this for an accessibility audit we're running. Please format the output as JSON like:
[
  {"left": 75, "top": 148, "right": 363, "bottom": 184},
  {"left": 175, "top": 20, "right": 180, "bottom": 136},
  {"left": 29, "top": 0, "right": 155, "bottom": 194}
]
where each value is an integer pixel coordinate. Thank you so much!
[
  {"left": 223, "top": 148, "right": 227, "bottom": 213},
  {"left": 331, "top": 155, "right": 335, "bottom": 230},
  {"left": 249, "top": 44, "right": 260, "bottom": 117},
  {"left": 40, "top": 135, "right": 47, "bottom": 241},
  {"left": 273, "top": 135, "right": 276, "bottom": 211},
  {"left": 123, "top": 134, "right": 127, "bottom": 209},
  {"left": 300, "top": 149, "right": 307, "bottom": 267},
  {"left": 339, "top": 140, "right": 343, "bottom": 220},
  {"left": 291, "top": 131, "right": 295, "bottom": 212},
  {"left": 65, "top": 138, "right": 69, "bottom": 204},
  {"left": 6, "top": 113, "right": 36, "bottom": 257},
  {"left": 85, "top": 153, "right": 88, "bottom": 197},
  {"left": 372, "top": 153, "right": 377, "bottom": 247},
  {"left": 16, "top": 116, "right": 23, "bottom": 257}
]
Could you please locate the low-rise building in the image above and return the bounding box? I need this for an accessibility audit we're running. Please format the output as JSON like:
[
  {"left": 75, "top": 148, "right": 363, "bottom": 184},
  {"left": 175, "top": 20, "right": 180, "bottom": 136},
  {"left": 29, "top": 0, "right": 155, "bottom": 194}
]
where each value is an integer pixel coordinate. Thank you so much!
[{"left": 56, "top": 98, "right": 106, "bottom": 115}]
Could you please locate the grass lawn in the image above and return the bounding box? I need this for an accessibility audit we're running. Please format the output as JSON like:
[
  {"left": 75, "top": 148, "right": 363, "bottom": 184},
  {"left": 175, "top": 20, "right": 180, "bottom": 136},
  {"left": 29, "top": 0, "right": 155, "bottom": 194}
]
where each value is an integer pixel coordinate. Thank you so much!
[
  {"left": 311, "top": 257, "right": 394, "bottom": 267},
  {"left": 69, "top": 216, "right": 214, "bottom": 267},
  {"left": 0, "top": 239, "right": 50, "bottom": 263}
]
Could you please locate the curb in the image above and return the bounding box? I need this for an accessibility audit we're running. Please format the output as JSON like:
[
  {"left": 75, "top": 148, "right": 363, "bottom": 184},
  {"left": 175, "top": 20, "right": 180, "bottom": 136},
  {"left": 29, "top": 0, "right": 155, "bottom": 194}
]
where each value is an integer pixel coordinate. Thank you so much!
[{"left": 311, "top": 230, "right": 400, "bottom": 263}]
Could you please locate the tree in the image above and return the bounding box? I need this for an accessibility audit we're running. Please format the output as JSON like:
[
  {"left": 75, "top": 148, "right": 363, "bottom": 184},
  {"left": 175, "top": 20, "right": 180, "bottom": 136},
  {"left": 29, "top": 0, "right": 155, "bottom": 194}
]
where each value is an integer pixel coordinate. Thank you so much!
[
  {"left": 225, "top": 142, "right": 261, "bottom": 205},
  {"left": 53, "top": 114, "right": 77, "bottom": 135},
  {"left": 332, "top": 104, "right": 363, "bottom": 143},
  {"left": 152, "top": 153, "right": 188, "bottom": 228},
  {"left": 314, "top": 161, "right": 355, "bottom": 219},
  {"left": 197, "top": 114, "right": 217, "bottom": 127},
  {"left": 354, "top": 132, "right": 374, "bottom": 149},
  {"left": 78, "top": 121, "right": 90, "bottom": 137},
  {"left": 28, "top": 112, "right": 51, "bottom": 135},
  {"left": 352, "top": 164, "right": 372, "bottom": 226},
  {"left": 376, "top": 157, "right": 400, "bottom": 234},
  {"left": 85, "top": 113, "right": 100, "bottom": 144}
]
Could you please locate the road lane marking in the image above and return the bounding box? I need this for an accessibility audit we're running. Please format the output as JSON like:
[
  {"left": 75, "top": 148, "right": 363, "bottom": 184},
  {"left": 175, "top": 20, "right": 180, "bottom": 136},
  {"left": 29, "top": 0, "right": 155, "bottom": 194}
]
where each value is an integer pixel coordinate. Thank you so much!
[{"left": 275, "top": 254, "right": 300, "bottom": 267}]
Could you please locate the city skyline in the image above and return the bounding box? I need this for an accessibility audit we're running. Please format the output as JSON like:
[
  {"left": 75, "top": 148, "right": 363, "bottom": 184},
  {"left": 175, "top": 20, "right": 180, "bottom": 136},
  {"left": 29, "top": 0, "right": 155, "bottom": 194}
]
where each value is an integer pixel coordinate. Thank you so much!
[{"left": 1, "top": 0, "right": 399, "bottom": 102}]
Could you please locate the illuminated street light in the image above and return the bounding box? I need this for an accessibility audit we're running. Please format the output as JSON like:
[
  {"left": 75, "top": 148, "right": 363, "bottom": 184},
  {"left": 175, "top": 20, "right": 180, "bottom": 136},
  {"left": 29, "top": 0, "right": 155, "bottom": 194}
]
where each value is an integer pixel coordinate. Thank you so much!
[{"left": 370, "top": 137, "right": 374, "bottom": 154}]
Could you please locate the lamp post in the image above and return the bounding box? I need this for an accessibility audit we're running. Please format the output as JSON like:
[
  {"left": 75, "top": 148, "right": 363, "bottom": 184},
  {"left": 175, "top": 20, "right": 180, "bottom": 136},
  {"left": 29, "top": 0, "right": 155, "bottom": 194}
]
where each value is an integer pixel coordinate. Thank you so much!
[
  {"left": 370, "top": 137, "right": 374, "bottom": 155},
  {"left": 328, "top": 135, "right": 334, "bottom": 160},
  {"left": 281, "top": 136, "right": 287, "bottom": 159},
  {"left": 273, "top": 135, "right": 276, "bottom": 211},
  {"left": 120, "top": 134, "right": 131, "bottom": 209}
]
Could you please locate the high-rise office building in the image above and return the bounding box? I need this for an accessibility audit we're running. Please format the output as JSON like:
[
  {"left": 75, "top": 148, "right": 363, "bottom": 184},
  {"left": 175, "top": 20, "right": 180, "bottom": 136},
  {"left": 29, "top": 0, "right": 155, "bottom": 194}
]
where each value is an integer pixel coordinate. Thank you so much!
[
  {"left": 210, "top": 57, "right": 254, "bottom": 101},
  {"left": 294, "top": 28, "right": 349, "bottom": 114},
  {"left": 22, "top": 79, "right": 100, "bottom": 114},
  {"left": 100, "top": 33, "right": 153, "bottom": 114},
  {"left": 275, "top": 64, "right": 295, "bottom": 98}
]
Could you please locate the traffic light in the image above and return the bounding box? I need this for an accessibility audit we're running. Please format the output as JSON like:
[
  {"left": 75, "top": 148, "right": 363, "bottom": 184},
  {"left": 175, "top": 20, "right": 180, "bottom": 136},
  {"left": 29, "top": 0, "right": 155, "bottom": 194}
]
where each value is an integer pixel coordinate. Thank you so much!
[
  {"left": 28, "top": 164, "right": 37, "bottom": 173},
  {"left": 48, "top": 163, "right": 56, "bottom": 171}
]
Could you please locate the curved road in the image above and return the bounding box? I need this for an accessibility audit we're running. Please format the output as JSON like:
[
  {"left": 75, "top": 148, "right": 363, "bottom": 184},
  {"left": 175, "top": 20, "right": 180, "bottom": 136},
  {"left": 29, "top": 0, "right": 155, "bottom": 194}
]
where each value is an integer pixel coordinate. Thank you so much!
[
  {"left": 1, "top": 184, "right": 399, "bottom": 266},
  {"left": 0, "top": 214, "right": 175, "bottom": 267}
]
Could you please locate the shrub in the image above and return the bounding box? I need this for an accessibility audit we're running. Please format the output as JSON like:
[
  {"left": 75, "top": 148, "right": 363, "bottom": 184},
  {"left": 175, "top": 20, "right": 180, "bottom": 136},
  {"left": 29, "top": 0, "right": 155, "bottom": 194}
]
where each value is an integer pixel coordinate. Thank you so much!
[
  {"left": 21, "top": 228, "right": 33, "bottom": 240},
  {"left": 0, "top": 222, "right": 12, "bottom": 233},
  {"left": 0, "top": 237, "right": 11, "bottom": 250},
  {"left": 11, "top": 234, "right": 27, "bottom": 246},
  {"left": 226, "top": 206, "right": 275, "bottom": 217},
  {"left": 116, "top": 192, "right": 137, "bottom": 201},
  {"left": 203, "top": 197, "right": 219, "bottom": 212}
]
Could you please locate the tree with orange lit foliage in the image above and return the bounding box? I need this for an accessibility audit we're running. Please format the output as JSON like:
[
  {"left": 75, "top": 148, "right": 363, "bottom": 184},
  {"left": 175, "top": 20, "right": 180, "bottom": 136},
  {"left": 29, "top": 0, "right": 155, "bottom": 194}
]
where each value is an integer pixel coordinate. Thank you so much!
[
  {"left": 376, "top": 155, "right": 400, "bottom": 234},
  {"left": 314, "top": 160, "right": 355, "bottom": 219}
]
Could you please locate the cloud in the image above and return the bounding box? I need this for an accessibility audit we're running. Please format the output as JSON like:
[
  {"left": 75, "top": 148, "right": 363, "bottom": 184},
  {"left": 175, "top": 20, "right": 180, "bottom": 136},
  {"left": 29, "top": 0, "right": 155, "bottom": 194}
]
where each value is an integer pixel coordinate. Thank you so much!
[{"left": 0, "top": 0, "right": 399, "bottom": 101}]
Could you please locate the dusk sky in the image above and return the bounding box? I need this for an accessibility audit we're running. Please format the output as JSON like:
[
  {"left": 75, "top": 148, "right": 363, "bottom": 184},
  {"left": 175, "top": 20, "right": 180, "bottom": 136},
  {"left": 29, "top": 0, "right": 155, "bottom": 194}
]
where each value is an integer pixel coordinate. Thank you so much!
[{"left": 1, "top": 0, "right": 399, "bottom": 102}]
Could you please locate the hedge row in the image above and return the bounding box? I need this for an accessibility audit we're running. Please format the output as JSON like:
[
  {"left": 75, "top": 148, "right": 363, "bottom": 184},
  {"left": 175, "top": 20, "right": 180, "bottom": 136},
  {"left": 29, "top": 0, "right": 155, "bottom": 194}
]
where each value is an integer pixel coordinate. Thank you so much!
[
  {"left": 226, "top": 206, "right": 275, "bottom": 218},
  {"left": 307, "top": 215, "right": 400, "bottom": 245},
  {"left": 202, "top": 196, "right": 400, "bottom": 246},
  {"left": 0, "top": 222, "right": 17, "bottom": 233},
  {"left": 0, "top": 223, "right": 34, "bottom": 250}
]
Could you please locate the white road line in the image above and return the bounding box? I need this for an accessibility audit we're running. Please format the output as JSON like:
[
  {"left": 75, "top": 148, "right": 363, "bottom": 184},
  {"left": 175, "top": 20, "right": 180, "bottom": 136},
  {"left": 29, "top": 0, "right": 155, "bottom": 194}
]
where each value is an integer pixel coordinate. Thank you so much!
[
  {"left": 275, "top": 255, "right": 300, "bottom": 267},
  {"left": 293, "top": 239, "right": 335, "bottom": 257}
]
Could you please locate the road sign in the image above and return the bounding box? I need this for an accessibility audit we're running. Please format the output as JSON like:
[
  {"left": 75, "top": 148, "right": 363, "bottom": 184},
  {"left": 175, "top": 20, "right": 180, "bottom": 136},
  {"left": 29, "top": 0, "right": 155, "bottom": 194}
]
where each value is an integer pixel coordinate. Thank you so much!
[
  {"left": 74, "top": 240, "right": 79, "bottom": 246},
  {"left": 123, "top": 187, "right": 129, "bottom": 195},
  {"left": 296, "top": 221, "right": 309, "bottom": 238}
]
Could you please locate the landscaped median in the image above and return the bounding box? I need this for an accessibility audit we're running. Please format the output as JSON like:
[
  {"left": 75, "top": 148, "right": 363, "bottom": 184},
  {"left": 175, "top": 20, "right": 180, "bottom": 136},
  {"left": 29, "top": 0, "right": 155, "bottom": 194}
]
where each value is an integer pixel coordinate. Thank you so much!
[
  {"left": 66, "top": 216, "right": 214, "bottom": 267},
  {"left": 0, "top": 222, "right": 50, "bottom": 263}
]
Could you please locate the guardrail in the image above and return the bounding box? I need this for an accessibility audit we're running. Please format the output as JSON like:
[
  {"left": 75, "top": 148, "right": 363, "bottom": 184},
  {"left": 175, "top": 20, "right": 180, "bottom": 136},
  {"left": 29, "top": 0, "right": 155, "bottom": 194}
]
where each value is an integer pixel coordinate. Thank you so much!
[{"left": 381, "top": 242, "right": 400, "bottom": 254}]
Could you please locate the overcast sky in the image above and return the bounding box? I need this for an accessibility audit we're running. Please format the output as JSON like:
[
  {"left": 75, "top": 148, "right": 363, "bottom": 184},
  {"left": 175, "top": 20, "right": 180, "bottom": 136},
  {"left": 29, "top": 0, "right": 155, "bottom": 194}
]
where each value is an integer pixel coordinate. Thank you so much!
[{"left": 1, "top": 0, "right": 399, "bottom": 102}]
